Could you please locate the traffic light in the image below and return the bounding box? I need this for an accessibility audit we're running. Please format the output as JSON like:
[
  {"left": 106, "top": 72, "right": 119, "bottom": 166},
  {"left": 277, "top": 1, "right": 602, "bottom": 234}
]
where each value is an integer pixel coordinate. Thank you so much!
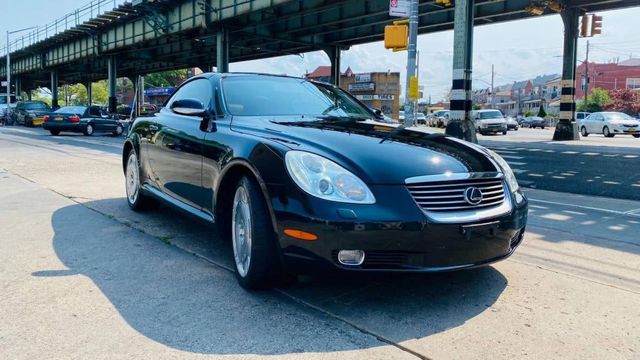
[
  {"left": 435, "top": 0, "right": 452, "bottom": 6},
  {"left": 580, "top": 15, "right": 590, "bottom": 38},
  {"left": 384, "top": 25, "right": 408, "bottom": 50},
  {"left": 591, "top": 15, "right": 603, "bottom": 36}
]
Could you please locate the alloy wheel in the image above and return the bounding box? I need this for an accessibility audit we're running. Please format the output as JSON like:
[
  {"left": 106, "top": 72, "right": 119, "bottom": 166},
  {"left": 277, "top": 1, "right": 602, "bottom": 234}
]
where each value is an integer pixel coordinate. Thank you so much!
[
  {"left": 232, "top": 186, "right": 252, "bottom": 277},
  {"left": 125, "top": 153, "right": 140, "bottom": 205}
]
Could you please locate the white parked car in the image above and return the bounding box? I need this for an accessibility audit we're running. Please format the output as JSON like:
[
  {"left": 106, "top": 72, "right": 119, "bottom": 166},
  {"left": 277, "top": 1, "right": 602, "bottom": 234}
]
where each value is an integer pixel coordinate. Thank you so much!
[
  {"left": 579, "top": 112, "right": 640, "bottom": 138},
  {"left": 473, "top": 109, "right": 508, "bottom": 135}
]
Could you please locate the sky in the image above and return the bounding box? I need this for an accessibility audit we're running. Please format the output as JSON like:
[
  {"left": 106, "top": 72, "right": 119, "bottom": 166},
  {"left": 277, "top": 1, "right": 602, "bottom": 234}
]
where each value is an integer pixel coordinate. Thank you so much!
[{"left": 2, "top": 0, "right": 640, "bottom": 101}]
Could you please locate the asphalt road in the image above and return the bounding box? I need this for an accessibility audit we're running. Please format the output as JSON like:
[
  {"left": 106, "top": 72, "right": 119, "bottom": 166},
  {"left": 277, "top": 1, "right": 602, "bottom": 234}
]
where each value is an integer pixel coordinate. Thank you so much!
[
  {"left": 478, "top": 127, "right": 640, "bottom": 200},
  {"left": 1, "top": 126, "right": 639, "bottom": 359}
]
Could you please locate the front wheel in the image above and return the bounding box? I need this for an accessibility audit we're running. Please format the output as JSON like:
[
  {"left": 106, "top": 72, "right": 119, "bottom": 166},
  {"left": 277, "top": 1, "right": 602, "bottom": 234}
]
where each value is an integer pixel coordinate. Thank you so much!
[
  {"left": 84, "top": 123, "right": 94, "bottom": 136},
  {"left": 49, "top": 130, "right": 60, "bottom": 136},
  {"left": 113, "top": 124, "right": 124, "bottom": 136},
  {"left": 125, "top": 150, "right": 152, "bottom": 211},
  {"left": 603, "top": 126, "right": 614, "bottom": 138},
  {"left": 581, "top": 126, "right": 589, "bottom": 137},
  {"left": 633, "top": 134, "right": 640, "bottom": 138},
  {"left": 232, "top": 176, "right": 281, "bottom": 290},
  {"left": 502, "top": 131, "right": 507, "bottom": 135}
]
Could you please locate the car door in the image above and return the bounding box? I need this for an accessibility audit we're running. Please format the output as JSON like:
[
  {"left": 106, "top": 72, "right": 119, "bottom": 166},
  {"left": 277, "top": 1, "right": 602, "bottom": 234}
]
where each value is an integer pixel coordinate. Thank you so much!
[
  {"left": 146, "top": 78, "right": 212, "bottom": 210},
  {"left": 87, "top": 106, "right": 106, "bottom": 131},
  {"left": 591, "top": 114, "right": 603, "bottom": 133}
]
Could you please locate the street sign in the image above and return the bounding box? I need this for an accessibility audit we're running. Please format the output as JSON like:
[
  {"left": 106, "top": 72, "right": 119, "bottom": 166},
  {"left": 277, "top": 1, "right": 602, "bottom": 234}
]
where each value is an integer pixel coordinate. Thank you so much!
[
  {"left": 409, "top": 76, "right": 419, "bottom": 100},
  {"left": 354, "top": 73, "right": 372, "bottom": 83},
  {"left": 389, "top": 0, "right": 410, "bottom": 17}
]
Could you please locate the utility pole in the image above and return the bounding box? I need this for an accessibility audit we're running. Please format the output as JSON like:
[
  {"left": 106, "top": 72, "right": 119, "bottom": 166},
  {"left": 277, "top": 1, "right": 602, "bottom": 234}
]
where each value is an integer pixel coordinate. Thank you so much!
[
  {"left": 403, "top": 0, "right": 418, "bottom": 127},
  {"left": 5, "top": 31, "right": 10, "bottom": 115},
  {"left": 584, "top": 40, "right": 590, "bottom": 101},
  {"left": 491, "top": 64, "right": 495, "bottom": 109}
]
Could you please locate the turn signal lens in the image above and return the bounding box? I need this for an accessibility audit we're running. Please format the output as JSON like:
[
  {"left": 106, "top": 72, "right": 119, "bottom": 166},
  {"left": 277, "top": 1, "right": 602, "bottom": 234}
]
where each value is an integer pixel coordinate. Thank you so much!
[{"left": 284, "top": 229, "right": 318, "bottom": 241}]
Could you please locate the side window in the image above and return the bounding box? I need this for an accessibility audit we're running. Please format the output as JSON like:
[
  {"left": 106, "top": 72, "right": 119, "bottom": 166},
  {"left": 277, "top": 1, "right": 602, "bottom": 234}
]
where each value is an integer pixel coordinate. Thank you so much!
[
  {"left": 89, "top": 106, "right": 102, "bottom": 117},
  {"left": 166, "top": 79, "right": 213, "bottom": 111}
]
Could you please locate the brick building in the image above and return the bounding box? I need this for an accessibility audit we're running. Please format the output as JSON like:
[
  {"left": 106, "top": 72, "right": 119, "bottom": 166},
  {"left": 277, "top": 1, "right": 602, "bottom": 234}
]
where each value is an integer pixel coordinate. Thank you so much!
[{"left": 575, "top": 59, "right": 640, "bottom": 99}]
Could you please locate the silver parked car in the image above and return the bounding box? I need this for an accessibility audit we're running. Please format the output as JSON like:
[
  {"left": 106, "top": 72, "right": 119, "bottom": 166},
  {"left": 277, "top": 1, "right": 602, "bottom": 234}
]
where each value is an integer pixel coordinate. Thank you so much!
[{"left": 579, "top": 112, "right": 640, "bottom": 138}]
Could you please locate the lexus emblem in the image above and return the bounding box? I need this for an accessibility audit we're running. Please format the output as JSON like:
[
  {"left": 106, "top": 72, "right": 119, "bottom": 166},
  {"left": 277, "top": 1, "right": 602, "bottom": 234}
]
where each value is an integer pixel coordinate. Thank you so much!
[{"left": 464, "top": 187, "right": 483, "bottom": 206}]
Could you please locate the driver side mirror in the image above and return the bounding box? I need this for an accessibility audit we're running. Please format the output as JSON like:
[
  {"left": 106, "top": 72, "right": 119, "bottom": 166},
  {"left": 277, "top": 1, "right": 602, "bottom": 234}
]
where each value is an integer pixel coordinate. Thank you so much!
[
  {"left": 372, "top": 108, "right": 384, "bottom": 119},
  {"left": 171, "top": 98, "right": 206, "bottom": 117}
]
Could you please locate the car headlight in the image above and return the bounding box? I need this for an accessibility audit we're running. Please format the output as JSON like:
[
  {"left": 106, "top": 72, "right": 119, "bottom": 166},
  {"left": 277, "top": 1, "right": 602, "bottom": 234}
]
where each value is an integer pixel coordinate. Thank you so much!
[
  {"left": 487, "top": 149, "right": 520, "bottom": 193},
  {"left": 285, "top": 151, "right": 376, "bottom": 204}
]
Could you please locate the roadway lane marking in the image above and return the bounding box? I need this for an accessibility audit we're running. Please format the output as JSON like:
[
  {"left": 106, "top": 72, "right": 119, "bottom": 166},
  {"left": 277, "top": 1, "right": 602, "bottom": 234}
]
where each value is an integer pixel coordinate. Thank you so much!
[
  {"left": 512, "top": 169, "right": 528, "bottom": 174},
  {"left": 494, "top": 150, "right": 518, "bottom": 154},
  {"left": 527, "top": 198, "right": 640, "bottom": 218}
]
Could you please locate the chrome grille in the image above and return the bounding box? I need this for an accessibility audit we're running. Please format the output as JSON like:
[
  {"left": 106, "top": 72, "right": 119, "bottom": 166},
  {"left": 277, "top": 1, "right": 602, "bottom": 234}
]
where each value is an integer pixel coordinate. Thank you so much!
[{"left": 407, "top": 175, "right": 506, "bottom": 212}]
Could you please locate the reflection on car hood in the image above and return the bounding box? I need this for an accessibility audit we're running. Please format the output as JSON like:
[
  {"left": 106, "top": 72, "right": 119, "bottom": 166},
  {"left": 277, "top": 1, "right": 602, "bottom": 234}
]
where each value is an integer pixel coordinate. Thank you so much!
[{"left": 230, "top": 116, "right": 498, "bottom": 184}]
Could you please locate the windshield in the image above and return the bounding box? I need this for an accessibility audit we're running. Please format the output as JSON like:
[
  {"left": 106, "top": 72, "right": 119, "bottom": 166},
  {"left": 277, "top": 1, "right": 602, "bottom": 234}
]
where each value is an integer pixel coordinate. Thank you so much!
[
  {"left": 55, "top": 106, "right": 87, "bottom": 114},
  {"left": 24, "top": 102, "right": 49, "bottom": 110},
  {"left": 605, "top": 113, "right": 634, "bottom": 121},
  {"left": 478, "top": 111, "right": 503, "bottom": 119},
  {"left": 222, "top": 76, "right": 372, "bottom": 119}
]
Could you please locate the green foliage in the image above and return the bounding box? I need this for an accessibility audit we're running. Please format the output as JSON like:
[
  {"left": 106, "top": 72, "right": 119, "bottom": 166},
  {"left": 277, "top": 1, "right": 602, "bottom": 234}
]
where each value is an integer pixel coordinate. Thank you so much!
[
  {"left": 581, "top": 87, "right": 612, "bottom": 112},
  {"left": 472, "top": 104, "right": 482, "bottom": 110},
  {"left": 144, "top": 69, "right": 189, "bottom": 87},
  {"left": 68, "top": 81, "right": 109, "bottom": 105},
  {"left": 537, "top": 103, "right": 547, "bottom": 118},
  {"left": 524, "top": 111, "right": 535, "bottom": 117}
]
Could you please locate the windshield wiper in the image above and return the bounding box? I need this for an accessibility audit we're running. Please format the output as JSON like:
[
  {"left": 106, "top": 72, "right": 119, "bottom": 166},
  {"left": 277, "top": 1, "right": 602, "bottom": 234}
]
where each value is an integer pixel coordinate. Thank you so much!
[{"left": 315, "top": 115, "right": 368, "bottom": 122}]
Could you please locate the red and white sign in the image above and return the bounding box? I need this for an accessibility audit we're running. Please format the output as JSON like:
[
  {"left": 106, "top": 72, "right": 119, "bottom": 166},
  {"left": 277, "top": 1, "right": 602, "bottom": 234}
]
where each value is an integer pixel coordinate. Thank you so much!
[{"left": 389, "top": 0, "right": 410, "bottom": 17}]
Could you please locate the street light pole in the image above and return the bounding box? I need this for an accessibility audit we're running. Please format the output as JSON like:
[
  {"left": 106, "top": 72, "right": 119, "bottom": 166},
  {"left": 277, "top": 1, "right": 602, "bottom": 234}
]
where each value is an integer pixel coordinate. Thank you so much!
[
  {"left": 5, "top": 26, "right": 38, "bottom": 119},
  {"left": 403, "top": 0, "right": 419, "bottom": 126}
]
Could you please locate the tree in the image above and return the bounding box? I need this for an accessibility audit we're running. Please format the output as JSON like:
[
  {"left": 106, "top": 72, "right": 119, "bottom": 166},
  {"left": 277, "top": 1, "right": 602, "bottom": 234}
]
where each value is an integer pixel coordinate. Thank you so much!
[
  {"left": 144, "top": 69, "right": 189, "bottom": 87},
  {"left": 472, "top": 104, "right": 482, "bottom": 110},
  {"left": 67, "top": 81, "right": 109, "bottom": 105},
  {"left": 579, "top": 87, "right": 612, "bottom": 112},
  {"left": 605, "top": 88, "right": 640, "bottom": 116},
  {"left": 537, "top": 103, "right": 547, "bottom": 118}
]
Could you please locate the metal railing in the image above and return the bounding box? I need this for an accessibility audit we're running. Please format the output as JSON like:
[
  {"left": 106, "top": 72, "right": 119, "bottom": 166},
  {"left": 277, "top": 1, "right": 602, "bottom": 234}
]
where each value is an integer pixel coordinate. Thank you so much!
[{"left": 1, "top": 0, "right": 124, "bottom": 55}]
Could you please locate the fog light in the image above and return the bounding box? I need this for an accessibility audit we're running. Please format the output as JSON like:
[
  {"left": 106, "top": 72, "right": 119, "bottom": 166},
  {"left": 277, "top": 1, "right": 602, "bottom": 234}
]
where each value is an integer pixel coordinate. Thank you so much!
[{"left": 338, "top": 250, "right": 365, "bottom": 266}]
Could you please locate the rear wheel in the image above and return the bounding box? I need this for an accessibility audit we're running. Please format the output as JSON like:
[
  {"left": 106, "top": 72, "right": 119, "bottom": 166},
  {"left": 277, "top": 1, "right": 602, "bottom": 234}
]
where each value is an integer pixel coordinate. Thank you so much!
[
  {"left": 49, "top": 130, "right": 60, "bottom": 136},
  {"left": 603, "top": 126, "right": 614, "bottom": 138},
  {"left": 581, "top": 126, "right": 589, "bottom": 137},
  {"left": 125, "top": 150, "right": 152, "bottom": 211},
  {"left": 633, "top": 134, "right": 640, "bottom": 138},
  {"left": 231, "top": 176, "right": 281, "bottom": 290},
  {"left": 84, "top": 123, "right": 94, "bottom": 136}
]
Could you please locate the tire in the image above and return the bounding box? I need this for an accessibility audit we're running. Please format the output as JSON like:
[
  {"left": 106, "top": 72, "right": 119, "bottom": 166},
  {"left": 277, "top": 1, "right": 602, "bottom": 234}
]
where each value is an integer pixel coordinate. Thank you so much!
[
  {"left": 125, "top": 149, "right": 152, "bottom": 211},
  {"left": 633, "top": 134, "right": 640, "bottom": 138},
  {"left": 541, "top": 126, "right": 545, "bottom": 129},
  {"left": 603, "top": 126, "right": 614, "bottom": 138},
  {"left": 49, "top": 130, "right": 60, "bottom": 136},
  {"left": 112, "top": 124, "right": 124, "bottom": 136},
  {"left": 502, "top": 131, "right": 507, "bottom": 135},
  {"left": 84, "top": 123, "right": 94, "bottom": 136},
  {"left": 581, "top": 126, "right": 589, "bottom": 137},
  {"left": 231, "top": 176, "right": 281, "bottom": 290}
]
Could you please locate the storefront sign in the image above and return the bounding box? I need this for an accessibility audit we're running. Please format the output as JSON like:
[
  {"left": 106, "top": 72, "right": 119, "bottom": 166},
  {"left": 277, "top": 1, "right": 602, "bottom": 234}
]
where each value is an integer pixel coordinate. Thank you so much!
[
  {"left": 349, "top": 82, "right": 375, "bottom": 92},
  {"left": 354, "top": 73, "right": 372, "bottom": 83}
]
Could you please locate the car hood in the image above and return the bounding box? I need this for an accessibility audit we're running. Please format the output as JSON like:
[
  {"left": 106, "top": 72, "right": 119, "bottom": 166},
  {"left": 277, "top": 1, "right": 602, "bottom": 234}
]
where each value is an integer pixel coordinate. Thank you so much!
[
  {"left": 230, "top": 116, "right": 498, "bottom": 184},
  {"left": 610, "top": 119, "right": 640, "bottom": 126}
]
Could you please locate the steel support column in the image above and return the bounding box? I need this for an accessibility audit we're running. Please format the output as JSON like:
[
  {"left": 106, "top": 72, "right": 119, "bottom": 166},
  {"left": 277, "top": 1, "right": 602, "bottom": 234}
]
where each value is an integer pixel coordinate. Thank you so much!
[
  {"left": 216, "top": 28, "right": 230, "bottom": 73},
  {"left": 86, "top": 80, "right": 92, "bottom": 106},
  {"left": 445, "top": 0, "right": 477, "bottom": 143},
  {"left": 324, "top": 46, "right": 342, "bottom": 87},
  {"left": 553, "top": 7, "right": 580, "bottom": 141},
  {"left": 108, "top": 56, "right": 117, "bottom": 113},
  {"left": 15, "top": 77, "right": 22, "bottom": 98},
  {"left": 27, "top": 90, "right": 32, "bottom": 101},
  {"left": 51, "top": 71, "right": 59, "bottom": 109}
]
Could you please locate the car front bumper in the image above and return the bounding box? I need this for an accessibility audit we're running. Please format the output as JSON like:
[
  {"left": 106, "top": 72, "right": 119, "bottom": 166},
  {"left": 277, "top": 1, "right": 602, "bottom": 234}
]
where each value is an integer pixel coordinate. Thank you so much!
[
  {"left": 479, "top": 126, "right": 508, "bottom": 134},
  {"left": 270, "top": 184, "right": 528, "bottom": 273}
]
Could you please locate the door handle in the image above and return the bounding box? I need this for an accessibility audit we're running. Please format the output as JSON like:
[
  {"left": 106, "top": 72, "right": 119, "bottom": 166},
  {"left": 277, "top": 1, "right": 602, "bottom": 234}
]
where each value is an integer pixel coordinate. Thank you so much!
[{"left": 149, "top": 124, "right": 159, "bottom": 132}]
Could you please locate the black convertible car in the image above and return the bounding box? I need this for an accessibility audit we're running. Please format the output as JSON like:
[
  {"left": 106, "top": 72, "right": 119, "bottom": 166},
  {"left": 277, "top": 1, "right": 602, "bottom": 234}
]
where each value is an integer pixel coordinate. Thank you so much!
[{"left": 123, "top": 73, "right": 528, "bottom": 290}]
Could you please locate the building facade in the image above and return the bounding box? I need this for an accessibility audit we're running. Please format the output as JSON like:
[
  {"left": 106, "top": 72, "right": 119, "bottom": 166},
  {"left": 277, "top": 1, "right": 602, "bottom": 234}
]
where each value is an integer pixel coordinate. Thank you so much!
[{"left": 575, "top": 59, "right": 640, "bottom": 99}]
